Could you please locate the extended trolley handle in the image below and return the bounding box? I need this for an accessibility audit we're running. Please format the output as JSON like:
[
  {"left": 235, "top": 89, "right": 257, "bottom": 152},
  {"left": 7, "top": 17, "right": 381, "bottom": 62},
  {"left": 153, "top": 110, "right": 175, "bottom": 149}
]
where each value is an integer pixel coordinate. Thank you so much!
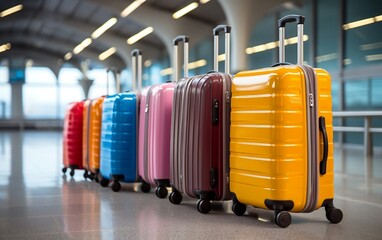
[
  {"left": 213, "top": 25, "right": 231, "bottom": 74},
  {"left": 106, "top": 67, "right": 121, "bottom": 94},
  {"left": 173, "top": 35, "right": 189, "bottom": 82},
  {"left": 131, "top": 49, "right": 142, "bottom": 91},
  {"left": 278, "top": 14, "right": 305, "bottom": 65}
]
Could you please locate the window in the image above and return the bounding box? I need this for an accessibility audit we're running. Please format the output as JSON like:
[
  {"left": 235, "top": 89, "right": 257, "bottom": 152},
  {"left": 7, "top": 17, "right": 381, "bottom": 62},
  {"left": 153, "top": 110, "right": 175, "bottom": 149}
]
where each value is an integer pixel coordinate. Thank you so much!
[
  {"left": 58, "top": 67, "right": 84, "bottom": 118},
  {"left": 0, "top": 66, "right": 10, "bottom": 119},
  {"left": 317, "top": 0, "right": 340, "bottom": 73},
  {"left": 23, "top": 67, "right": 58, "bottom": 119},
  {"left": 344, "top": 0, "right": 382, "bottom": 69}
]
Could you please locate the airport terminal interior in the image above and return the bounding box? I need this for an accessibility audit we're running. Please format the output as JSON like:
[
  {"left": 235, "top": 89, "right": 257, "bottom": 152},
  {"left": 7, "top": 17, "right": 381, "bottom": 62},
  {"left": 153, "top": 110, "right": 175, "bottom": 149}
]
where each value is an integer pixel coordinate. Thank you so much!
[{"left": 0, "top": 0, "right": 382, "bottom": 239}]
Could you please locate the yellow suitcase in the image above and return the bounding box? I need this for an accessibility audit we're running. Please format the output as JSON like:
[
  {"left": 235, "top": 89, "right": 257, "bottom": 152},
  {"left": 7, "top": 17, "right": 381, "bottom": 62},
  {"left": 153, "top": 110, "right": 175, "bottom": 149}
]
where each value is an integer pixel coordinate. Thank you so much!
[
  {"left": 229, "top": 15, "right": 343, "bottom": 228},
  {"left": 82, "top": 96, "right": 105, "bottom": 181}
]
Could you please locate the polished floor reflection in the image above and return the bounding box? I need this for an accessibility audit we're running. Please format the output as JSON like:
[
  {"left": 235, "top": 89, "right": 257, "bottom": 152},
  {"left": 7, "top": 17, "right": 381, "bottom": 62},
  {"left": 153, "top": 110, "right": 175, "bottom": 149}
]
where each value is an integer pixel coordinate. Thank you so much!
[{"left": 0, "top": 130, "right": 381, "bottom": 240}]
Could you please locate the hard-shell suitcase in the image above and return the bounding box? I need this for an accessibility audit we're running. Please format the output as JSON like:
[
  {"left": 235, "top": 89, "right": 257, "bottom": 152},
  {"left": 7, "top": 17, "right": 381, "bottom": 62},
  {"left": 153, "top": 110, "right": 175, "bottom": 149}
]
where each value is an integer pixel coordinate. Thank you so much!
[
  {"left": 169, "top": 26, "right": 232, "bottom": 214},
  {"left": 138, "top": 51, "right": 175, "bottom": 199},
  {"left": 229, "top": 15, "right": 343, "bottom": 227},
  {"left": 82, "top": 96, "right": 105, "bottom": 181},
  {"left": 62, "top": 101, "right": 85, "bottom": 177},
  {"left": 98, "top": 66, "right": 151, "bottom": 193}
]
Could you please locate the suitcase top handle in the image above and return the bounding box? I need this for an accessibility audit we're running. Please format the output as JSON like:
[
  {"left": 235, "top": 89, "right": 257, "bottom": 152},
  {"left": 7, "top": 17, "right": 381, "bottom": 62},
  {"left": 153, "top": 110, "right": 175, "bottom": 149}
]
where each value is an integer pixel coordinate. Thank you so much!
[
  {"left": 278, "top": 14, "right": 305, "bottom": 65},
  {"left": 131, "top": 48, "right": 142, "bottom": 91},
  {"left": 173, "top": 35, "right": 189, "bottom": 82},
  {"left": 213, "top": 25, "right": 231, "bottom": 74}
]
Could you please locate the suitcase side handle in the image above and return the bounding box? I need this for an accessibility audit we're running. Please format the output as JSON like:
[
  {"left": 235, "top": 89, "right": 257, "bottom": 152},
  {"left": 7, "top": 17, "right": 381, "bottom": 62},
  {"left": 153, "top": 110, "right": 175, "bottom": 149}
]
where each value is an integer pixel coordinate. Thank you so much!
[
  {"left": 213, "top": 25, "right": 231, "bottom": 74},
  {"left": 319, "top": 116, "right": 328, "bottom": 175},
  {"left": 173, "top": 35, "right": 189, "bottom": 82},
  {"left": 131, "top": 49, "right": 142, "bottom": 91},
  {"left": 278, "top": 14, "right": 305, "bottom": 65}
]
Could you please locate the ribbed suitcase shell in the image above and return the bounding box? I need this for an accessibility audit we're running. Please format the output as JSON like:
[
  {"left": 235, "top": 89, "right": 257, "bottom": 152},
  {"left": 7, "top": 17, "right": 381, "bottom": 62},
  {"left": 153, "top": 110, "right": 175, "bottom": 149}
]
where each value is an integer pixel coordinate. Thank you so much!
[
  {"left": 82, "top": 96, "right": 105, "bottom": 175},
  {"left": 100, "top": 92, "right": 139, "bottom": 182},
  {"left": 230, "top": 65, "right": 334, "bottom": 212},
  {"left": 138, "top": 83, "right": 174, "bottom": 187},
  {"left": 170, "top": 72, "right": 232, "bottom": 201},
  {"left": 63, "top": 101, "right": 84, "bottom": 171}
]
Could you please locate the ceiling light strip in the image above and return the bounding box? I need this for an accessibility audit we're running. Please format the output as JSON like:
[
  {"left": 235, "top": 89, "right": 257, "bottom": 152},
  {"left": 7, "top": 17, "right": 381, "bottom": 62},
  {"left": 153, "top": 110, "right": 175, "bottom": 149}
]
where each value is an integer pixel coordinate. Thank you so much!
[
  {"left": 64, "top": 52, "right": 72, "bottom": 61},
  {"left": 0, "top": 4, "right": 23, "bottom": 18},
  {"left": 245, "top": 35, "right": 309, "bottom": 55},
  {"left": 173, "top": 2, "right": 199, "bottom": 19},
  {"left": 91, "top": 17, "right": 118, "bottom": 39},
  {"left": 121, "top": 0, "right": 146, "bottom": 18},
  {"left": 160, "top": 59, "right": 207, "bottom": 76},
  {"left": 343, "top": 14, "right": 382, "bottom": 30},
  {"left": 99, "top": 47, "right": 117, "bottom": 61},
  {"left": 73, "top": 38, "right": 92, "bottom": 55},
  {"left": 0, "top": 43, "right": 11, "bottom": 53},
  {"left": 127, "top": 27, "right": 153, "bottom": 45}
]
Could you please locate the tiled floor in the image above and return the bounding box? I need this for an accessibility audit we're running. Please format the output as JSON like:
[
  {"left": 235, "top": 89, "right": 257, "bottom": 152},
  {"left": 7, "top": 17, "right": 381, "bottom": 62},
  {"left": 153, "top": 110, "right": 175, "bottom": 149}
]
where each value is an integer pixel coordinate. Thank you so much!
[{"left": 0, "top": 130, "right": 381, "bottom": 239}]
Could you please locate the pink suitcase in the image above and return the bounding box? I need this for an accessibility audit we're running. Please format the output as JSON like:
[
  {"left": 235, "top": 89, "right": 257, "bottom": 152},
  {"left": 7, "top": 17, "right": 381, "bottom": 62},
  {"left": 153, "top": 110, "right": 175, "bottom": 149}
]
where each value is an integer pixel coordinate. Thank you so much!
[{"left": 138, "top": 50, "right": 175, "bottom": 198}]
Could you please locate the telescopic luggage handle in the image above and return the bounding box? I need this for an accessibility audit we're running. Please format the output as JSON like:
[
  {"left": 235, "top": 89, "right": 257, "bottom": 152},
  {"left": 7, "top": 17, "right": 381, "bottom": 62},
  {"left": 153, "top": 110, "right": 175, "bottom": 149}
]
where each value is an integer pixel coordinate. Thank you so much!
[
  {"left": 213, "top": 25, "right": 231, "bottom": 74},
  {"left": 106, "top": 67, "right": 121, "bottom": 94},
  {"left": 278, "top": 14, "right": 305, "bottom": 65},
  {"left": 173, "top": 35, "right": 189, "bottom": 82},
  {"left": 131, "top": 49, "right": 142, "bottom": 91}
]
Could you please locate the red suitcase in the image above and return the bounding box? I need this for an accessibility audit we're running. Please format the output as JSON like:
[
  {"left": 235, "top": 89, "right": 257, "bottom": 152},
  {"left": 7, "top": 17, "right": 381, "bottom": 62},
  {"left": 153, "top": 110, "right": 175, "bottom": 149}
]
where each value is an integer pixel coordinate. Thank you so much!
[
  {"left": 62, "top": 101, "right": 85, "bottom": 177},
  {"left": 169, "top": 26, "right": 232, "bottom": 214}
]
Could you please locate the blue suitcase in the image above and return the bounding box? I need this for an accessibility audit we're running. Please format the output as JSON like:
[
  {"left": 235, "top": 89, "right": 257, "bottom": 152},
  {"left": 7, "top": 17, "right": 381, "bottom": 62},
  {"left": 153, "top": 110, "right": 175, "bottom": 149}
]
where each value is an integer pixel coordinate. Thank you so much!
[{"left": 98, "top": 66, "right": 151, "bottom": 193}]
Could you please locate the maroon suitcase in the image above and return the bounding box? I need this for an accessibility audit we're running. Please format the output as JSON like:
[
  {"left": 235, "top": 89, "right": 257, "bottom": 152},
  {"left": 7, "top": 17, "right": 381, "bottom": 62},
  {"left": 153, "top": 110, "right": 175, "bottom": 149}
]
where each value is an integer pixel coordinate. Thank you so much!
[{"left": 169, "top": 26, "right": 232, "bottom": 214}]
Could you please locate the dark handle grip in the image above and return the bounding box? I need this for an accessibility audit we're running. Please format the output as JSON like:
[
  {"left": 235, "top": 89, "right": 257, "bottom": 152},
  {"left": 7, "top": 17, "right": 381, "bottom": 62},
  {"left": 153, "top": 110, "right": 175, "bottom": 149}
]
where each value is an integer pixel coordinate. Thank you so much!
[
  {"left": 131, "top": 49, "right": 142, "bottom": 57},
  {"left": 173, "top": 35, "right": 189, "bottom": 45},
  {"left": 319, "top": 116, "right": 329, "bottom": 175},
  {"left": 278, "top": 14, "right": 305, "bottom": 28},
  {"left": 271, "top": 62, "right": 292, "bottom": 67},
  {"left": 213, "top": 25, "right": 231, "bottom": 35}
]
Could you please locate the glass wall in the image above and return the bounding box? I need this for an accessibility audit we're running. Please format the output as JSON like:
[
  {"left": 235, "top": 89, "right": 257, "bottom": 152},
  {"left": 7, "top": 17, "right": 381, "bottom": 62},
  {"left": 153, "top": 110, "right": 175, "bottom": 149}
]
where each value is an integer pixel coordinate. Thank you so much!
[
  {"left": 23, "top": 67, "right": 58, "bottom": 119},
  {"left": 0, "top": 66, "right": 10, "bottom": 119}
]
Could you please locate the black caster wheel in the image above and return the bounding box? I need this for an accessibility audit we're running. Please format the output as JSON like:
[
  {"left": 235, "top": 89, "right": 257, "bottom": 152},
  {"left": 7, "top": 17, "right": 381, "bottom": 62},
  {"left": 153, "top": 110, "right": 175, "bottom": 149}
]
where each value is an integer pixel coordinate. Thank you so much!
[
  {"left": 326, "top": 208, "right": 343, "bottom": 224},
  {"left": 94, "top": 175, "right": 99, "bottom": 183},
  {"left": 83, "top": 171, "right": 88, "bottom": 179},
  {"left": 111, "top": 181, "right": 121, "bottom": 192},
  {"left": 169, "top": 191, "right": 182, "bottom": 205},
  {"left": 232, "top": 202, "right": 246, "bottom": 216},
  {"left": 62, "top": 167, "right": 67, "bottom": 174},
  {"left": 140, "top": 181, "right": 151, "bottom": 193},
  {"left": 197, "top": 199, "right": 211, "bottom": 214},
  {"left": 275, "top": 211, "right": 292, "bottom": 228},
  {"left": 69, "top": 169, "right": 75, "bottom": 177},
  {"left": 155, "top": 186, "right": 168, "bottom": 199},
  {"left": 88, "top": 173, "right": 94, "bottom": 181},
  {"left": 99, "top": 177, "right": 109, "bottom": 187}
]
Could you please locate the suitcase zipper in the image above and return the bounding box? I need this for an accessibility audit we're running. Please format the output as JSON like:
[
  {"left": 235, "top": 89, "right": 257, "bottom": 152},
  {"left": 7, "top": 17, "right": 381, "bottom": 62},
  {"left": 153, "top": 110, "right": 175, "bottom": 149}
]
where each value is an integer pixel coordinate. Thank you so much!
[
  {"left": 301, "top": 65, "right": 319, "bottom": 213},
  {"left": 86, "top": 100, "right": 92, "bottom": 170},
  {"left": 143, "top": 88, "right": 153, "bottom": 183}
]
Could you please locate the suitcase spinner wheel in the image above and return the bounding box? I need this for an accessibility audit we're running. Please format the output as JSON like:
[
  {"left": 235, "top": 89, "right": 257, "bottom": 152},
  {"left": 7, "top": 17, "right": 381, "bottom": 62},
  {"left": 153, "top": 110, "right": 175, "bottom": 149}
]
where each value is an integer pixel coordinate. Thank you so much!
[
  {"left": 99, "top": 175, "right": 109, "bottom": 187},
  {"left": 169, "top": 189, "right": 182, "bottom": 204},
  {"left": 111, "top": 180, "right": 122, "bottom": 192},
  {"left": 140, "top": 181, "right": 151, "bottom": 193},
  {"left": 83, "top": 170, "right": 89, "bottom": 179},
  {"left": 62, "top": 167, "right": 67, "bottom": 174},
  {"left": 69, "top": 168, "right": 75, "bottom": 177},
  {"left": 232, "top": 197, "right": 246, "bottom": 216},
  {"left": 325, "top": 202, "right": 343, "bottom": 224},
  {"left": 155, "top": 186, "right": 168, "bottom": 199},
  {"left": 275, "top": 211, "right": 292, "bottom": 228},
  {"left": 197, "top": 199, "right": 211, "bottom": 214}
]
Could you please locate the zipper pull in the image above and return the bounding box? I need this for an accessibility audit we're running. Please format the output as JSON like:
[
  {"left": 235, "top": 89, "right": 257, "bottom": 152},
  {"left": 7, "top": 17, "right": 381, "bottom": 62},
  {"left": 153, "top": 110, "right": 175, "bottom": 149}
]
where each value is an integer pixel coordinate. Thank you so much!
[{"left": 145, "top": 104, "right": 149, "bottom": 112}]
